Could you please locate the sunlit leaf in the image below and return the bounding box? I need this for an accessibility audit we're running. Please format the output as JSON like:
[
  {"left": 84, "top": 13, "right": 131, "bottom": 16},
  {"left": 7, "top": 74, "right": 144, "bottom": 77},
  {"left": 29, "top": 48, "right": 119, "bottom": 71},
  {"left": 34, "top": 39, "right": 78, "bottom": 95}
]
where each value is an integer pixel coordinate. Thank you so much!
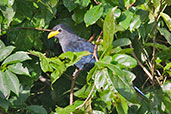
[
  {"left": 112, "top": 54, "right": 137, "bottom": 68},
  {"left": 158, "top": 28, "right": 171, "bottom": 45},
  {"left": 55, "top": 105, "right": 76, "bottom": 114},
  {"left": 2, "top": 51, "right": 31, "bottom": 65},
  {"left": 8, "top": 63, "right": 30, "bottom": 76},
  {"left": 124, "top": 0, "right": 136, "bottom": 9},
  {"left": 113, "top": 38, "right": 131, "bottom": 48},
  {"left": 160, "top": 12, "right": 171, "bottom": 31},
  {"left": 0, "top": 46, "right": 15, "bottom": 62},
  {"left": 0, "top": 71, "right": 10, "bottom": 97},
  {"left": 5, "top": 70, "right": 20, "bottom": 96},
  {"left": 0, "top": 6, "right": 15, "bottom": 23},
  {"left": 75, "top": 0, "right": 90, "bottom": 7},
  {"left": 115, "top": 94, "right": 128, "bottom": 114},
  {"left": 74, "top": 85, "right": 92, "bottom": 98},
  {"left": 103, "top": 7, "right": 117, "bottom": 55},
  {"left": 49, "top": 0, "right": 58, "bottom": 8},
  {"left": 84, "top": 5, "right": 103, "bottom": 27},
  {"left": 119, "top": 10, "right": 133, "bottom": 30},
  {"left": 0, "top": 40, "right": 5, "bottom": 49},
  {"left": 31, "top": 51, "right": 53, "bottom": 72},
  {"left": 130, "top": 15, "right": 141, "bottom": 32}
]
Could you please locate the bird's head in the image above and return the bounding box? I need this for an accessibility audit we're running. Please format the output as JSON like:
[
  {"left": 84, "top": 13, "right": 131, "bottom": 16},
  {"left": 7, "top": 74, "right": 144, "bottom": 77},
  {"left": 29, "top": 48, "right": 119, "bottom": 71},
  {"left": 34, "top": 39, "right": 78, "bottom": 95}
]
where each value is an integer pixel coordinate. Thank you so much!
[{"left": 48, "top": 24, "right": 73, "bottom": 39}]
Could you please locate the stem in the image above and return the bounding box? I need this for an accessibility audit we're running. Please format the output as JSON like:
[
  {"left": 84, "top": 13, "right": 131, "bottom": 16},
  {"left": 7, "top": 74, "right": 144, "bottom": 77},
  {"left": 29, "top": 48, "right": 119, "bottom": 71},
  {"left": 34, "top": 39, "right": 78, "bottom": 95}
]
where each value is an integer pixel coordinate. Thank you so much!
[
  {"left": 151, "top": 0, "right": 163, "bottom": 79},
  {"left": 76, "top": 85, "right": 95, "bottom": 110}
]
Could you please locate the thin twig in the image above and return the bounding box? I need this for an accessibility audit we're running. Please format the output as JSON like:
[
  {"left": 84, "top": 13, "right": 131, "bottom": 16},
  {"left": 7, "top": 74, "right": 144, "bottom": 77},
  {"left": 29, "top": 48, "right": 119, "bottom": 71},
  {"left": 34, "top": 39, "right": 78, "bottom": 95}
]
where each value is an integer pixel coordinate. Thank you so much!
[
  {"left": 130, "top": 44, "right": 153, "bottom": 81},
  {"left": 142, "top": 77, "right": 150, "bottom": 89},
  {"left": 88, "top": 33, "right": 96, "bottom": 42},
  {"left": 94, "top": 0, "right": 100, "bottom": 4},
  {"left": 151, "top": 0, "right": 163, "bottom": 79},
  {"left": 93, "top": 31, "right": 103, "bottom": 62},
  {"left": 0, "top": 27, "right": 53, "bottom": 32},
  {"left": 76, "top": 84, "right": 95, "bottom": 110},
  {"left": 39, "top": 75, "right": 51, "bottom": 86},
  {"left": 70, "top": 69, "right": 79, "bottom": 105}
]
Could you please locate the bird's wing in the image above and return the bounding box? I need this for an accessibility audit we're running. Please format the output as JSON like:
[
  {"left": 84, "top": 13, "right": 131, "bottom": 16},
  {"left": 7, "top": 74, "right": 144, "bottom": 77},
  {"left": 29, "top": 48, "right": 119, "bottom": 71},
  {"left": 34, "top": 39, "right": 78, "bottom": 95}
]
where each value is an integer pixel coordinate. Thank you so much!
[
  {"left": 65, "top": 38, "right": 96, "bottom": 70},
  {"left": 66, "top": 38, "right": 95, "bottom": 53}
]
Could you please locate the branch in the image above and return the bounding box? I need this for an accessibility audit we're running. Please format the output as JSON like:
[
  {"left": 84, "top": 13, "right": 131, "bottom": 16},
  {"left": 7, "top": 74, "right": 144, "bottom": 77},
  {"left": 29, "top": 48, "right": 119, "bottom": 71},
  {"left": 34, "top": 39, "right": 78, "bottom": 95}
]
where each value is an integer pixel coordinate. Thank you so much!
[
  {"left": 70, "top": 69, "right": 79, "bottom": 105},
  {"left": 94, "top": 0, "right": 100, "bottom": 4},
  {"left": 76, "top": 84, "right": 95, "bottom": 110},
  {"left": 130, "top": 44, "right": 153, "bottom": 81},
  {"left": 151, "top": 0, "right": 164, "bottom": 78},
  {"left": 93, "top": 31, "right": 103, "bottom": 62},
  {"left": 88, "top": 33, "right": 96, "bottom": 42},
  {"left": 0, "top": 27, "right": 53, "bottom": 32}
]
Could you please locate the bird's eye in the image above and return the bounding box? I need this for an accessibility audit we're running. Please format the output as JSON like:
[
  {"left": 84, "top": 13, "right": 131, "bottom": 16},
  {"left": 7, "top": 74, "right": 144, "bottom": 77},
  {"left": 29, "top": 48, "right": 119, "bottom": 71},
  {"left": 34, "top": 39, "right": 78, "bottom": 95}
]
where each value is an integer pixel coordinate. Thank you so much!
[{"left": 58, "top": 29, "right": 62, "bottom": 32}]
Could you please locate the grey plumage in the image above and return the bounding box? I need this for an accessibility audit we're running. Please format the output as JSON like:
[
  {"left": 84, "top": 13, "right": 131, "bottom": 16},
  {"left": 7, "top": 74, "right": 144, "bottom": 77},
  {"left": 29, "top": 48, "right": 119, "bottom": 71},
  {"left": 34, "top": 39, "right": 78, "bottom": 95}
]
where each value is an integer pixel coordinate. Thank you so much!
[{"left": 52, "top": 24, "right": 97, "bottom": 71}]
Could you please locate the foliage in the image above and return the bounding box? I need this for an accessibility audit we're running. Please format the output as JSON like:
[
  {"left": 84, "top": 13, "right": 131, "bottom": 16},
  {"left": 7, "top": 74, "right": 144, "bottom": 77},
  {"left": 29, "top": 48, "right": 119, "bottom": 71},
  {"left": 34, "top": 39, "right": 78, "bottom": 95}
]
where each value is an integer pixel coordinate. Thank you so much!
[{"left": 0, "top": 0, "right": 171, "bottom": 114}]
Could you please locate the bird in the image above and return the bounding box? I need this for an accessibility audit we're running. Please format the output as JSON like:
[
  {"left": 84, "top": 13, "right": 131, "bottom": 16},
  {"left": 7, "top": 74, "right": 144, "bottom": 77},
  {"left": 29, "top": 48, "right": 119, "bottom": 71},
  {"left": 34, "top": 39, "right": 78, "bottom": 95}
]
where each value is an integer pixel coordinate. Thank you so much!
[
  {"left": 48, "top": 24, "right": 97, "bottom": 71},
  {"left": 48, "top": 24, "right": 148, "bottom": 99}
]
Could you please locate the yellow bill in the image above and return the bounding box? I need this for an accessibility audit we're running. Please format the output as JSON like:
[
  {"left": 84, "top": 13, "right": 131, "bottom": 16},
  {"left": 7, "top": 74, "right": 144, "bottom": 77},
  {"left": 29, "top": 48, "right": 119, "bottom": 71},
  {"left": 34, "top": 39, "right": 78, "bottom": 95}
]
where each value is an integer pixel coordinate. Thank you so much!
[{"left": 48, "top": 30, "right": 60, "bottom": 39}]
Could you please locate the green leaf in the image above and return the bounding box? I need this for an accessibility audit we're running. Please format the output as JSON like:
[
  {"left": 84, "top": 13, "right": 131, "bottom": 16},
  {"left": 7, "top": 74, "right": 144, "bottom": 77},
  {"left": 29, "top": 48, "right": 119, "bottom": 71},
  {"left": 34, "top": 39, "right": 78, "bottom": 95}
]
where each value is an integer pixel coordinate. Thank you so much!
[
  {"left": 51, "top": 70, "right": 62, "bottom": 85},
  {"left": 2, "top": 51, "right": 31, "bottom": 65},
  {"left": 59, "top": 51, "right": 91, "bottom": 67},
  {"left": 72, "top": 8, "right": 86, "bottom": 24},
  {"left": 0, "top": 96, "right": 9, "bottom": 112},
  {"left": 166, "top": 0, "right": 171, "bottom": 6},
  {"left": 152, "top": 0, "right": 160, "bottom": 9},
  {"left": 145, "top": 43, "right": 169, "bottom": 50},
  {"left": 112, "top": 54, "right": 137, "bottom": 68},
  {"left": 158, "top": 28, "right": 171, "bottom": 45},
  {"left": 0, "top": 40, "right": 5, "bottom": 48},
  {"left": 99, "top": 89, "right": 113, "bottom": 109},
  {"left": 73, "top": 51, "right": 92, "bottom": 64},
  {"left": 119, "top": 10, "right": 133, "bottom": 30},
  {"left": 124, "top": 0, "right": 136, "bottom": 9},
  {"left": 55, "top": 105, "right": 76, "bottom": 114},
  {"left": 0, "top": 46, "right": 15, "bottom": 62},
  {"left": 113, "top": 38, "right": 131, "bottom": 48},
  {"left": 156, "top": 48, "right": 171, "bottom": 60},
  {"left": 160, "top": 12, "right": 171, "bottom": 31},
  {"left": 74, "top": 85, "right": 92, "bottom": 98},
  {"left": 75, "top": 0, "right": 90, "bottom": 7},
  {"left": 96, "top": 61, "right": 123, "bottom": 76},
  {"left": 123, "top": 70, "right": 136, "bottom": 82},
  {"left": 59, "top": 51, "right": 74, "bottom": 61},
  {"left": 130, "top": 15, "right": 141, "bottom": 32},
  {"left": 115, "top": 94, "right": 128, "bottom": 114},
  {"left": 63, "top": 0, "right": 77, "bottom": 12},
  {"left": 84, "top": 5, "right": 103, "bottom": 27},
  {"left": 108, "top": 69, "right": 137, "bottom": 103},
  {"left": 94, "top": 69, "right": 112, "bottom": 91},
  {"left": 27, "top": 105, "right": 47, "bottom": 114},
  {"left": 49, "top": 0, "right": 59, "bottom": 8},
  {"left": 103, "top": 7, "right": 117, "bottom": 55},
  {"left": 8, "top": 63, "right": 30, "bottom": 76},
  {"left": 0, "top": 6, "right": 15, "bottom": 23},
  {"left": 5, "top": 70, "right": 20, "bottom": 96},
  {"left": 96, "top": 60, "right": 137, "bottom": 103},
  {"left": 32, "top": 51, "right": 53, "bottom": 72},
  {"left": 164, "top": 63, "right": 171, "bottom": 71},
  {"left": 93, "top": 110, "right": 105, "bottom": 114},
  {"left": 0, "top": 71, "right": 10, "bottom": 97}
]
